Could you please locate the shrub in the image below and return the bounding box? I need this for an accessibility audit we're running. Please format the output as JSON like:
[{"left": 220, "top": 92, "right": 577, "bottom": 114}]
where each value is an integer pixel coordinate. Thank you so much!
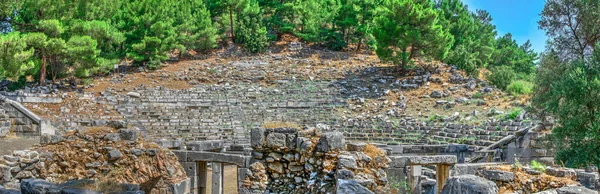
[
  {"left": 530, "top": 160, "right": 546, "bottom": 172},
  {"left": 507, "top": 107, "right": 522, "bottom": 120},
  {"left": 507, "top": 80, "right": 534, "bottom": 96},
  {"left": 487, "top": 66, "right": 516, "bottom": 90},
  {"left": 472, "top": 92, "right": 483, "bottom": 99}
]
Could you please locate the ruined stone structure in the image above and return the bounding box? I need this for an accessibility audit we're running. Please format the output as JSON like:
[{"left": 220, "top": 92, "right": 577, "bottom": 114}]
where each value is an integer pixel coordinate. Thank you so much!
[{"left": 0, "top": 97, "right": 55, "bottom": 137}]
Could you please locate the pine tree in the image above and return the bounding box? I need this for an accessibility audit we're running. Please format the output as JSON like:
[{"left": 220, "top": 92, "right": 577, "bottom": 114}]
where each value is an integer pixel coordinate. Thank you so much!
[
  {"left": 235, "top": 0, "right": 269, "bottom": 53},
  {"left": 66, "top": 35, "right": 100, "bottom": 77},
  {"left": 373, "top": 0, "right": 453, "bottom": 68},
  {"left": 0, "top": 32, "right": 34, "bottom": 80}
]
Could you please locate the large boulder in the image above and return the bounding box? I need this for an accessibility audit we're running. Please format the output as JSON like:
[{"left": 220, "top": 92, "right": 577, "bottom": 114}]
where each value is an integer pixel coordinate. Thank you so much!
[
  {"left": 336, "top": 179, "right": 374, "bottom": 194},
  {"left": 316, "top": 132, "right": 345, "bottom": 152},
  {"left": 441, "top": 175, "right": 498, "bottom": 194},
  {"left": 556, "top": 186, "right": 598, "bottom": 194},
  {"left": 20, "top": 179, "right": 61, "bottom": 194}
]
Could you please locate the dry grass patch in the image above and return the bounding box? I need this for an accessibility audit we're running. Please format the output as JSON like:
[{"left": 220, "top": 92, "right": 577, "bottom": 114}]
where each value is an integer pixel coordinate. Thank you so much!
[{"left": 262, "top": 121, "right": 301, "bottom": 129}]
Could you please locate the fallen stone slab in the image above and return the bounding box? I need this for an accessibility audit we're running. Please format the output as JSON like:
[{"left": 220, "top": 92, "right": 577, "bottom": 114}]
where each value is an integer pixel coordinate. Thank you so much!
[
  {"left": 441, "top": 175, "right": 498, "bottom": 194},
  {"left": 390, "top": 155, "right": 457, "bottom": 167},
  {"left": 185, "top": 140, "right": 224, "bottom": 151},
  {"left": 480, "top": 169, "right": 514, "bottom": 182},
  {"left": 336, "top": 179, "right": 374, "bottom": 194}
]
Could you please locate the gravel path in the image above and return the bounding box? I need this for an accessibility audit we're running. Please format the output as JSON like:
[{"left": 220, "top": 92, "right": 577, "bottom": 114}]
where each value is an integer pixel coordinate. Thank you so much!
[{"left": 0, "top": 137, "right": 39, "bottom": 155}]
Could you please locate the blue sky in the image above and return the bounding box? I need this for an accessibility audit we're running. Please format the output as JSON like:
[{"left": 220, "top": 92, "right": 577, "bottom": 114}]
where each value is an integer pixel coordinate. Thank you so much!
[{"left": 462, "top": 0, "right": 547, "bottom": 53}]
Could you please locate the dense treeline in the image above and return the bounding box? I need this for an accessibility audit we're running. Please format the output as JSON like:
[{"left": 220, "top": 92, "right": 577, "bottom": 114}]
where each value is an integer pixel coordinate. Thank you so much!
[
  {"left": 533, "top": 0, "right": 600, "bottom": 171},
  {"left": 0, "top": 0, "right": 536, "bottom": 91}
]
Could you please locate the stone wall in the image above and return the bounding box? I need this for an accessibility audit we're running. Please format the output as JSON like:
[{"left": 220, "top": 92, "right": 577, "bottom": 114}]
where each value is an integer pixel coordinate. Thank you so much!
[
  {"left": 0, "top": 97, "right": 47, "bottom": 137},
  {"left": 242, "top": 128, "right": 391, "bottom": 193},
  {"left": 0, "top": 127, "right": 189, "bottom": 194},
  {"left": 47, "top": 81, "right": 537, "bottom": 151}
]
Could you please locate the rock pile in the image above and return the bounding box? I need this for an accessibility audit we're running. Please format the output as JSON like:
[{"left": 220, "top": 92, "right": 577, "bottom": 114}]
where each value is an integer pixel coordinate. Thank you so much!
[
  {"left": 442, "top": 164, "right": 599, "bottom": 194},
  {"left": 0, "top": 126, "right": 188, "bottom": 193},
  {"left": 243, "top": 127, "right": 390, "bottom": 194}
]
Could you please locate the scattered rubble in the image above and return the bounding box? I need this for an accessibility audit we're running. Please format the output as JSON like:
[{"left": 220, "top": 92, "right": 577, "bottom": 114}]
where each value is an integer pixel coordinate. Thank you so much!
[{"left": 0, "top": 126, "right": 187, "bottom": 193}]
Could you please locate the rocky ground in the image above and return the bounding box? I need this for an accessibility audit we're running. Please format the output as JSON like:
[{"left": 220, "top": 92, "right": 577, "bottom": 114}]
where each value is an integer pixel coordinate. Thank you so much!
[
  {"left": 19, "top": 40, "right": 527, "bottom": 129},
  {"left": 0, "top": 123, "right": 187, "bottom": 193}
]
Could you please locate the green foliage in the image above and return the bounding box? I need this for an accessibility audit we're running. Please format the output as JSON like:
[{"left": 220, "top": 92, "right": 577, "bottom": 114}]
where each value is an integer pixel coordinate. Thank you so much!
[
  {"left": 506, "top": 107, "right": 522, "bottom": 120},
  {"left": 0, "top": 32, "right": 34, "bottom": 80},
  {"left": 388, "top": 176, "right": 410, "bottom": 193},
  {"left": 530, "top": 160, "right": 546, "bottom": 172},
  {"left": 487, "top": 66, "right": 516, "bottom": 90},
  {"left": 472, "top": 92, "right": 483, "bottom": 99},
  {"left": 507, "top": 80, "right": 534, "bottom": 96},
  {"left": 539, "top": 0, "right": 600, "bottom": 61},
  {"left": 70, "top": 20, "right": 125, "bottom": 59},
  {"left": 235, "top": 0, "right": 269, "bottom": 53},
  {"left": 437, "top": 0, "right": 496, "bottom": 75},
  {"left": 373, "top": 0, "right": 453, "bottom": 68},
  {"left": 534, "top": 44, "right": 600, "bottom": 169},
  {"left": 66, "top": 35, "right": 100, "bottom": 77}
]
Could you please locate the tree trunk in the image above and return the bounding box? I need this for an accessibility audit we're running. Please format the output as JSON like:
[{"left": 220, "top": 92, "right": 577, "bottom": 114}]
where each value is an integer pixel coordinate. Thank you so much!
[
  {"left": 357, "top": 38, "right": 362, "bottom": 51},
  {"left": 229, "top": 6, "right": 234, "bottom": 42},
  {"left": 39, "top": 55, "right": 47, "bottom": 86}
]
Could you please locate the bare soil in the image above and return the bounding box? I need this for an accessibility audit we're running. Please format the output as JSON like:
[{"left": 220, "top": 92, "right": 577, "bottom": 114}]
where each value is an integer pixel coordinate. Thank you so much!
[{"left": 0, "top": 137, "right": 39, "bottom": 155}]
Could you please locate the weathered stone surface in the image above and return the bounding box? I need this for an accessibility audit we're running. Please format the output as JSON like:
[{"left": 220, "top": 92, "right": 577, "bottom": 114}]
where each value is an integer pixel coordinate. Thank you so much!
[
  {"left": 119, "top": 129, "right": 138, "bottom": 141},
  {"left": 103, "top": 133, "right": 121, "bottom": 142},
  {"left": 40, "top": 134, "right": 64, "bottom": 145},
  {"left": 250, "top": 128, "right": 265, "bottom": 149},
  {"left": 266, "top": 133, "right": 287, "bottom": 149},
  {"left": 185, "top": 140, "right": 223, "bottom": 151},
  {"left": 347, "top": 143, "right": 367, "bottom": 152},
  {"left": 108, "top": 150, "right": 123, "bottom": 160},
  {"left": 451, "top": 163, "right": 502, "bottom": 176},
  {"left": 480, "top": 170, "right": 514, "bottom": 182},
  {"left": 316, "top": 132, "right": 345, "bottom": 152},
  {"left": 337, "top": 155, "right": 358, "bottom": 170},
  {"left": 336, "top": 179, "right": 374, "bottom": 194},
  {"left": 441, "top": 175, "right": 498, "bottom": 194},
  {"left": 107, "top": 120, "right": 127, "bottom": 129},
  {"left": 20, "top": 179, "right": 61, "bottom": 194},
  {"left": 336, "top": 169, "right": 355, "bottom": 180},
  {"left": 390, "top": 155, "right": 457, "bottom": 167},
  {"left": 556, "top": 186, "right": 598, "bottom": 194},
  {"left": 127, "top": 92, "right": 141, "bottom": 98},
  {"left": 268, "top": 162, "right": 284, "bottom": 174}
]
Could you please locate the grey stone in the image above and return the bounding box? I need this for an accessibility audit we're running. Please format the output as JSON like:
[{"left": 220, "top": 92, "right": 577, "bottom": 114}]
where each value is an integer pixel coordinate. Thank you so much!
[
  {"left": 250, "top": 128, "right": 265, "bottom": 149},
  {"left": 347, "top": 142, "right": 367, "bottom": 152},
  {"left": 441, "top": 175, "right": 498, "bottom": 194},
  {"left": 430, "top": 90, "right": 443, "bottom": 98},
  {"left": 336, "top": 179, "right": 374, "bottom": 194},
  {"left": 146, "top": 149, "right": 158, "bottom": 156},
  {"left": 316, "top": 132, "right": 345, "bottom": 152},
  {"left": 119, "top": 129, "right": 138, "bottom": 141},
  {"left": 337, "top": 155, "right": 358, "bottom": 170},
  {"left": 103, "top": 133, "right": 121, "bottom": 142},
  {"left": 131, "top": 149, "right": 143, "bottom": 156},
  {"left": 127, "top": 92, "right": 141, "bottom": 98},
  {"left": 556, "top": 186, "right": 597, "bottom": 194},
  {"left": 185, "top": 140, "right": 223, "bottom": 151},
  {"left": 108, "top": 150, "right": 123, "bottom": 160},
  {"left": 107, "top": 120, "right": 127, "bottom": 129},
  {"left": 85, "top": 162, "right": 101, "bottom": 168},
  {"left": 2, "top": 155, "right": 18, "bottom": 163},
  {"left": 266, "top": 133, "right": 286, "bottom": 149},
  {"left": 268, "top": 162, "right": 284, "bottom": 174},
  {"left": 40, "top": 134, "right": 64, "bottom": 145},
  {"left": 336, "top": 169, "right": 355, "bottom": 179},
  {"left": 480, "top": 170, "right": 514, "bottom": 182},
  {"left": 21, "top": 179, "right": 61, "bottom": 194},
  {"left": 60, "top": 188, "right": 102, "bottom": 194}
]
